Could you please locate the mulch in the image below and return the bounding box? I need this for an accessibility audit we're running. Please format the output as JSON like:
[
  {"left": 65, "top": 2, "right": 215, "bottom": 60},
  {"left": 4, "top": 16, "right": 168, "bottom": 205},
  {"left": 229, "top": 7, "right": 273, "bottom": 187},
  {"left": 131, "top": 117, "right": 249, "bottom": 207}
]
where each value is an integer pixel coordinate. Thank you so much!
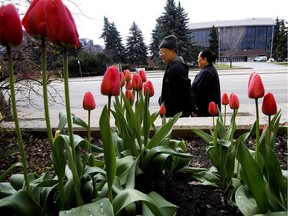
[{"left": 0, "top": 131, "right": 287, "bottom": 215}]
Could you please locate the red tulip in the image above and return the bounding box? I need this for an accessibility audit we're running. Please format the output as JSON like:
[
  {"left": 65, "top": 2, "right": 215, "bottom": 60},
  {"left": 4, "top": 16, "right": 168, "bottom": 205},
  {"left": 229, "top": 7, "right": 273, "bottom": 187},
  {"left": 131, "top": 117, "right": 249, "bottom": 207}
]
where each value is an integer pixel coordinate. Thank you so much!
[
  {"left": 208, "top": 101, "right": 218, "bottom": 116},
  {"left": 248, "top": 72, "right": 265, "bottom": 99},
  {"left": 82, "top": 91, "right": 96, "bottom": 111},
  {"left": 45, "top": 0, "right": 80, "bottom": 48},
  {"left": 126, "top": 81, "right": 132, "bottom": 90},
  {"left": 124, "top": 69, "right": 131, "bottom": 82},
  {"left": 143, "top": 81, "right": 154, "bottom": 97},
  {"left": 101, "top": 66, "right": 121, "bottom": 96},
  {"left": 138, "top": 69, "right": 147, "bottom": 82},
  {"left": 132, "top": 74, "right": 142, "bottom": 91},
  {"left": 125, "top": 90, "right": 134, "bottom": 104},
  {"left": 22, "top": 0, "right": 48, "bottom": 39},
  {"left": 120, "top": 72, "right": 125, "bottom": 87},
  {"left": 0, "top": 4, "right": 23, "bottom": 46},
  {"left": 262, "top": 92, "right": 277, "bottom": 116},
  {"left": 229, "top": 93, "right": 240, "bottom": 109},
  {"left": 159, "top": 104, "right": 166, "bottom": 116},
  {"left": 221, "top": 93, "right": 229, "bottom": 105}
]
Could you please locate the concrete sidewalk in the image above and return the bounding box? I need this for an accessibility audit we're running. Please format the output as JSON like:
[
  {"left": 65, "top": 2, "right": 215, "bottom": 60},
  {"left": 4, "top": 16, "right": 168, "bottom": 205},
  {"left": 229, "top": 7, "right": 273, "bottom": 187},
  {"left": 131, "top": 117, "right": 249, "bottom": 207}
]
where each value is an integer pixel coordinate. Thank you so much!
[{"left": 1, "top": 103, "right": 287, "bottom": 137}]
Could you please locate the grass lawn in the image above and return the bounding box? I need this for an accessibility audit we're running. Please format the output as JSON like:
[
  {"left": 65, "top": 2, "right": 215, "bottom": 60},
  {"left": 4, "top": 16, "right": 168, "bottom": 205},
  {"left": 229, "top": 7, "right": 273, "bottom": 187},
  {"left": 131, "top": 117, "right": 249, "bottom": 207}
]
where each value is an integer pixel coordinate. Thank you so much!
[
  {"left": 274, "top": 62, "right": 288, "bottom": 66},
  {"left": 214, "top": 63, "right": 248, "bottom": 70}
]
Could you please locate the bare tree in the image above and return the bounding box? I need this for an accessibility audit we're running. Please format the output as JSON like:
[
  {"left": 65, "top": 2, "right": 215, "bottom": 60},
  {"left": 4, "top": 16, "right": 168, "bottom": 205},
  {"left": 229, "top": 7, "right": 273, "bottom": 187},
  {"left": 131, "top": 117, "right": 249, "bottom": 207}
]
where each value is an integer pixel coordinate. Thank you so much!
[
  {"left": 0, "top": 27, "right": 64, "bottom": 122},
  {"left": 221, "top": 26, "right": 245, "bottom": 68}
]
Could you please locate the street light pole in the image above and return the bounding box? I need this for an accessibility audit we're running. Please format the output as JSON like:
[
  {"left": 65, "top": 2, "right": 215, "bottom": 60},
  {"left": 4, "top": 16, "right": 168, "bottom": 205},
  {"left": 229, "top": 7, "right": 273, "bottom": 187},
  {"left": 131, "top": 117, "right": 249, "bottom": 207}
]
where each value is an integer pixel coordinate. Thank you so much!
[
  {"left": 218, "top": 25, "right": 221, "bottom": 63},
  {"left": 78, "top": 60, "right": 82, "bottom": 77},
  {"left": 270, "top": 22, "right": 274, "bottom": 59}
]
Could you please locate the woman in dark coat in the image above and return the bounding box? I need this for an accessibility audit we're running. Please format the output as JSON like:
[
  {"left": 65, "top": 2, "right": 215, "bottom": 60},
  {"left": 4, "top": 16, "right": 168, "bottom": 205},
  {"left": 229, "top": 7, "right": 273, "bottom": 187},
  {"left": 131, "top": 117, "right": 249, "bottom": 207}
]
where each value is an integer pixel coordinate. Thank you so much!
[
  {"left": 191, "top": 49, "right": 221, "bottom": 117},
  {"left": 158, "top": 35, "right": 192, "bottom": 117}
]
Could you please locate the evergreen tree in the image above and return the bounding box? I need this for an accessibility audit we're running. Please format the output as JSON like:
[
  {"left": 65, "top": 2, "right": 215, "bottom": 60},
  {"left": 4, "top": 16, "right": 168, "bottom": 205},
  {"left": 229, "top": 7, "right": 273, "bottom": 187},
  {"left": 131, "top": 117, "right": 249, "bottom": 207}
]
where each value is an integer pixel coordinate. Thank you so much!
[
  {"left": 100, "top": 17, "right": 126, "bottom": 63},
  {"left": 126, "top": 22, "right": 147, "bottom": 66},
  {"left": 208, "top": 25, "right": 219, "bottom": 58},
  {"left": 149, "top": 0, "right": 195, "bottom": 63},
  {"left": 272, "top": 18, "right": 287, "bottom": 60},
  {"left": 176, "top": 2, "right": 194, "bottom": 62},
  {"left": 149, "top": 19, "right": 162, "bottom": 62}
]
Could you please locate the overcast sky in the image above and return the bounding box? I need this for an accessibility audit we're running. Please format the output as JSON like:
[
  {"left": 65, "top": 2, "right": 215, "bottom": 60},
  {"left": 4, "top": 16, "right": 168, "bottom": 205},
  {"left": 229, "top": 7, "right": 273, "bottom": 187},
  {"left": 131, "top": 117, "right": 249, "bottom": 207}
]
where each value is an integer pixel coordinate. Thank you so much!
[{"left": 64, "top": 0, "right": 287, "bottom": 46}]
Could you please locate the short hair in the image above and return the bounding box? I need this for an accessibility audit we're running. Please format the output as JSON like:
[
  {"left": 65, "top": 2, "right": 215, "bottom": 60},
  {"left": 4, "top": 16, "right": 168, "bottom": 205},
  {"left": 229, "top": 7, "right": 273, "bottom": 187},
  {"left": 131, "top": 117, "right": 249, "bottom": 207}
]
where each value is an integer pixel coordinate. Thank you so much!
[{"left": 199, "top": 49, "right": 217, "bottom": 63}]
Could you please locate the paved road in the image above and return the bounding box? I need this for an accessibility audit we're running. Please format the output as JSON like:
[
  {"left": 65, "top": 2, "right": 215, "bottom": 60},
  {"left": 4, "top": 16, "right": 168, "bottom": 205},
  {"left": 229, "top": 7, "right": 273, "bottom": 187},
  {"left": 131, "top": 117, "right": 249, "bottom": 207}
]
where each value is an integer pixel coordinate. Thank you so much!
[
  {"left": 14, "top": 62, "right": 287, "bottom": 111},
  {"left": 2, "top": 62, "right": 287, "bottom": 130}
]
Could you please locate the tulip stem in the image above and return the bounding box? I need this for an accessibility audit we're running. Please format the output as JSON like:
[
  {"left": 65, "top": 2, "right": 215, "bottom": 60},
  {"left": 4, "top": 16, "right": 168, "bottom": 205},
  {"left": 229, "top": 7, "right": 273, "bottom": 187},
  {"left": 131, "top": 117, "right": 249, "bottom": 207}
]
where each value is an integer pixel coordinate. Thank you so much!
[
  {"left": 223, "top": 105, "right": 227, "bottom": 127},
  {"left": 268, "top": 115, "right": 272, "bottom": 149},
  {"left": 41, "top": 38, "right": 54, "bottom": 146},
  {"left": 255, "top": 98, "right": 260, "bottom": 162},
  {"left": 41, "top": 40, "right": 65, "bottom": 204},
  {"left": 87, "top": 110, "right": 91, "bottom": 153},
  {"left": 162, "top": 115, "right": 166, "bottom": 126},
  {"left": 108, "top": 95, "right": 111, "bottom": 119},
  {"left": 63, "top": 47, "right": 83, "bottom": 206},
  {"left": 7, "top": 45, "right": 31, "bottom": 195}
]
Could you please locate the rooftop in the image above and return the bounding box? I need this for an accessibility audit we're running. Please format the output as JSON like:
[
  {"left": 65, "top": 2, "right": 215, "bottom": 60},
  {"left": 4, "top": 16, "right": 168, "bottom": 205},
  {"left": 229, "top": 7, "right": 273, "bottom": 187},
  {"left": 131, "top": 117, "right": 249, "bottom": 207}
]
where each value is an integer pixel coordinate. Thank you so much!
[{"left": 189, "top": 18, "right": 275, "bottom": 30}]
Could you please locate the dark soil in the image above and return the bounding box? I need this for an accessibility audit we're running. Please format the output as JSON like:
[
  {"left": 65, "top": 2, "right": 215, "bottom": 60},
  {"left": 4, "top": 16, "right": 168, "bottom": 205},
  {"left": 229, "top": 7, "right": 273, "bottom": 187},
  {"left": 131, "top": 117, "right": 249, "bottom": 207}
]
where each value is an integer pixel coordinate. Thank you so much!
[{"left": 0, "top": 131, "right": 287, "bottom": 216}]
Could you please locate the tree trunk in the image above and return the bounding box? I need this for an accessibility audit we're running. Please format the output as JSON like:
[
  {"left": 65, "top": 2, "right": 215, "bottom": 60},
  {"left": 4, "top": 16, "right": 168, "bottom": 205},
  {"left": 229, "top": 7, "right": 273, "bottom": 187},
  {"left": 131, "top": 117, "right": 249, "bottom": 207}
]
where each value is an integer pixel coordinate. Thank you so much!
[{"left": 0, "top": 90, "right": 13, "bottom": 121}]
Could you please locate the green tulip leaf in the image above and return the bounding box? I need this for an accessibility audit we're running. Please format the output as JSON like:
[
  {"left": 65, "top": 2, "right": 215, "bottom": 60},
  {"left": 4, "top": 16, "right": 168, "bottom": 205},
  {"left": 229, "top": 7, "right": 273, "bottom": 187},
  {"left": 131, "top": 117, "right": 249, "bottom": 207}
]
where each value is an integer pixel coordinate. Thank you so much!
[
  {"left": 52, "top": 136, "right": 66, "bottom": 182},
  {"left": 146, "top": 113, "right": 181, "bottom": 149},
  {"left": 58, "top": 111, "right": 67, "bottom": 131},
  {"left": 72, "top": 114, "right": 89, "bottom": 130},
  {"left": 0, "top": 182, "right": 17, "bottom": 198},
  {"left": 0, "top": 190, "right": 41, "bottom": 216},
  {"left": 254, "top": 211, "right": 288, "bottom": 216},
  {"left": 144, "top": 191, "right": 179, "bottom": 216},
  {"left": 59, "top": 198, "right": 113, "bottom": 216},
  {"left": 100, "top": 105, "right": 116, "bottom": 198},
  {"left": 235, "top": 185, "right": 258, "bottom": 216},
  {"left": 116, "top": 156, "right": 135, "bottom": 185},
  {"left": 142, "top": 145, "right": 191, "bottom": 170},
  {"left": 0, "top": 162, "right": 22, "bottom": 182},
  {"left": 112, "top": 188, "right": 163, "bottom": 216},
  {"left": 191, "top": 128, "right": 213, "bottom": 144},
  {"left": 236, "top": 141, "right": 268, "bottom": 213},
  {"left": 259, "top": 139, "right": 287, "bottom": 210}
]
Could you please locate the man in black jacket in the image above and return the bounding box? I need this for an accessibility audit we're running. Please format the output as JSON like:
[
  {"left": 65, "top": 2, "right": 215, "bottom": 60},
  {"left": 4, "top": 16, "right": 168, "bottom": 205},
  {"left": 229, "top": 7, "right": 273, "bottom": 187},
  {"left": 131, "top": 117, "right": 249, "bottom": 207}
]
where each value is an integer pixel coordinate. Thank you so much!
[{"left": 158, "top": 35, "right": 192, "bottom": 117}]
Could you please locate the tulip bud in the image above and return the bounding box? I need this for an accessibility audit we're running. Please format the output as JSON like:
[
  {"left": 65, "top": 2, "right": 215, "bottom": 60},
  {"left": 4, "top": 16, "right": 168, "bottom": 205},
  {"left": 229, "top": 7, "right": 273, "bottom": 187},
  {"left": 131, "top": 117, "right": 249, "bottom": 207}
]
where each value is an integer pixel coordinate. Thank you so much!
[
  {"left": 22, "top": 0, "right": 48, "bottom": 40},
  {"left": 45, "top": 0, "right": 80, "bottom": 48},
  {"left": 101, "top": 66, "right": 121, "bottom": 96},
  {"left": 159, "top": 104, "right": 166, "bottom": 116},
  {"left": 248, "top": 72, "right": 265, "bottom": 99},
  {"left": 124, "top": 69, "right": 131, "bottom": 82},
  {"left": 82, "top": 91, "right": 96, "bottom": 111},
  {"left": 139, "top": 69, "right": 147, "bottom": 82},
  {"left": 120, "top": 72, "right": 125, "bottom": 87},
  {"left": 221, "top": 93, "right": 229, "bottom": 105},
  {"left": 126, "top": 81, "right": 132, "bottom": 90},
  {"left": 132, "top": 74, "right": 142, "bottom": 91},
  {"left": 262, "top": 92, "right": 277, "bottom": 116},
  {"left": 125, "top": 90, "right": 134, "bottom": 105},
  {"left": 0, "top": 4, "right": 23, "bottom": 46},
  {"left": 208, "top": 101, "right": 218, "bottom": 116},
  {"left": 229, "top": 93, "right": 240, "bottom": 109},
  {"left": 143, "top": 81, "right": 154, "bottom": 97}
]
